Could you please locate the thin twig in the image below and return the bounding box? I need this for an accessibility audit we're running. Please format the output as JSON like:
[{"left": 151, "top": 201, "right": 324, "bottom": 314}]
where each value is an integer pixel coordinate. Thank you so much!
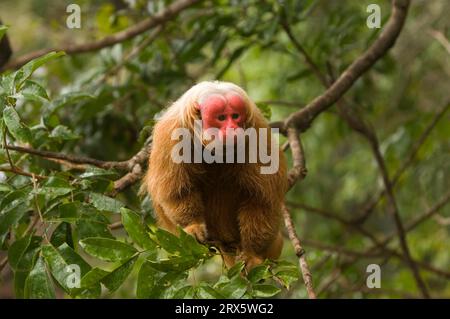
[
  {"left": 0, "top": 257, "right": 7, "bottom": 272},
  {"left": 282, "top": 203, "right": 316, "bottom": 299},
  {"left": 0, "top": 166, "right": 47, "bottom": 180},
  {"left": 108, "top": 221, "right": 124, "bottom": 230},
  {"left": 379, "top": 190, "right": 450, "bottom": 247},
  {"left": 368, "top": 141, "right": 430, "bottom": 298},
  {"left": 429, "top": 29, "right": 450, "bottom": 55}
]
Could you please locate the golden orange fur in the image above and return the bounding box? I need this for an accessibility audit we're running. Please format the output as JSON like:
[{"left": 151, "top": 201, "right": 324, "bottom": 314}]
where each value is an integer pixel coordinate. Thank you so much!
[{"left": 142, "top": 81, "right": 287, "bottom": 269}]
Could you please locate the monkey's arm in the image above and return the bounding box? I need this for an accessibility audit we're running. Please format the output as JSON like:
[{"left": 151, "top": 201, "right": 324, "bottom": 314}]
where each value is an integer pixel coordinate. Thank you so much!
[
  {"left": 158, "top": 190, "right": 208, "bottom": 242},
  {"left": 147, "top": 162, "right": 208, "bottom": 242},
  {"left": 144, "top": 118, "right": 208, "bottom": 242}
]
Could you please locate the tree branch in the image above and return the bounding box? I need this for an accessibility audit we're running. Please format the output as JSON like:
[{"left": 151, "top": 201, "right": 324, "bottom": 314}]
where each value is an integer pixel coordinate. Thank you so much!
[
  {"left": 1, "top": 0, "right": 202, "bottom": 71},
  {"left": 283, "top": 0, "right": 411, "bottom": 131},
  {"left": 281, "top": 203, "right": 316, "bottom": 299},
  {"left": 368, "top": 139, "right": 430, "bottom": 298},
  {"left": 379, "top": 190, "right": 450, "bottom": 247},
  {"left": 286, "top": 128, "right": 307, "bottom": 189},
  {"left": 6, "top": 144, "right": 135, "bottom": 170},
  {"left": 354, "top": 102, "right": 450, "bottom": 223},
  {"left": 6, "top": 136, "right": 152, "bottom": 193},
  {"left": 280, "top": 3, "right": 433, "bottom": 297}
]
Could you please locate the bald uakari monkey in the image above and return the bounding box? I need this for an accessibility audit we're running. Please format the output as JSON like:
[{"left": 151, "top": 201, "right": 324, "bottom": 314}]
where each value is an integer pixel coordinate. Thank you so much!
[{"left": 142, "top": 81, "right": 287, "bottom": 270}]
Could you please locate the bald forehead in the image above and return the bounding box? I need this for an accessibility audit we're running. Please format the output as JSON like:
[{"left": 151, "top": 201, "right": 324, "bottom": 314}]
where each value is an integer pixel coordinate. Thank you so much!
[{"left": 198, "top": 92, "right": 245, "bottom": 110}]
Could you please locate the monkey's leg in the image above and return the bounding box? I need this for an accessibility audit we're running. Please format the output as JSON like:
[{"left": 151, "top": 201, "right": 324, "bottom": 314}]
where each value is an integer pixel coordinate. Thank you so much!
[
  {"left": 237, "top": 205, "right": 282, "bottom": 269},
  {"left": 159, "top": 191, "right": 208, "bottom": 242}
]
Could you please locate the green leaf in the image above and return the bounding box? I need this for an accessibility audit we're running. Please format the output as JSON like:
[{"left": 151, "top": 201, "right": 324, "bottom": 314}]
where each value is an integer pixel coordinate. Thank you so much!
[
  {"left": 0, "top": 190, "right": 28, "bottom": 211},
  {"left": 49, "top": 125, "right": 80, "bottom": 141},
  {"left": 79, "top": 237, "right": 137, "bottom": 262},
  {"left": 0, "top": 191, "right": 29, "bottom": 246},
  {"left": 75, "top": 213, "right": 114, "bottom": 240},
  {"left": 101, "top": 256, "right": 137, "bottom": 292},
  {"left": 41, "top": 244, "right": 90, "bottom": 294},
  {"left": 1, "top": 73, "right": 15, "bottom": 99},
  {"left": 0, "top": 183, "right": 13, "bottom": 193},
  {"left": 153, "top": 228, "right": 183, "bottom": 254},
  {"left": 50, "top": 222, "right": 74, "bottom": 248},
  {"left": 80, "top": 267, "right": 110, "bottom": 288},
  {"left": 136, "top": 261, "right": 160, "bottom": 298},
  {"left": 43, "top": 92, "right": 94, "bottom": 124},
  {"left": 24, "top": 255, "right": 56, "bottom": 299},
  {"left": 247, "top": 264, "right": 271, "bottom": 284},
  {"left": 252, "top": 284, "right": 281, "bottom": 298},
  {"left": 121, "top": 208, "right": 156, "bottom": 251},
  {"left": 136, "top": 261, "right": 187, "bottom": 298},
  {"left": 3, "top": 106, "right": 32, "bottom": 143},
  {"left": 45, "top": 202, "right": 79, "bottom": 223},
  {"left": 227, "top": 261, "right": 245, "bottom": 278},
  {"left": 197, "top": 285, "right": 225, "bottom": 299},
  {"left": 74, "top": 285, "right": 102, "bottom": 299},
  {"left": 79, "top": 167, "right": 118, "bottom": 179},
  {"left": 14, "top": 51, "right": 65, "bottom": 90},
  {"left": 37, "top": 176, "right": 74, "bottom": 202},
  {"left": 8, "top": 235, "right": 33, "bottom": 271},
  {"left": 89, "top": 193, "right": 125, "bottom": 213},
  {"left": 14, "top": 270, "right": 29, "bottom": 299},
  {"left": 179, "top": 227, "right": 210, "bottom": 257},
  {"left": 146, "top": 256, "right": 198, "bottom": 272},
  {"left": 57, "top": 243, "right": 91, "bottom": 275},
  {"left": 53, "top": 244, "right": 100, "bottom": 297},
  {"left": 168, "top": 285, "right": 196, "bottom": 299},
  {"left": 275, "top": 269, "right": 299, "bottom": 289},
  {"left": 42, "top": 244, "right": 94, "bottom": 297},
  {"left": 256, "top": 102, "right": 272, "bottom": 120},
  {"left": 20, "top": 80, "right": 50, "bottom": 103},
  {"left": 273, "top": 260, "right": 299, "bottom": 288},
  {"left": 220, "top": 274, "right": 248, "bottom": 299},
  {"left": 8, "top": 235, "right": 42, "bottom": 272}
]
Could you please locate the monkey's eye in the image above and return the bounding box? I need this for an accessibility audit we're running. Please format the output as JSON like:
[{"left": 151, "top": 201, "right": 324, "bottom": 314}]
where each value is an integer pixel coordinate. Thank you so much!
[
  {"left": 231, "top": 113, "right": 239, "bottom": 119},
  {"left": 217, "top": 115, "right": 226, "bottom": 121}
]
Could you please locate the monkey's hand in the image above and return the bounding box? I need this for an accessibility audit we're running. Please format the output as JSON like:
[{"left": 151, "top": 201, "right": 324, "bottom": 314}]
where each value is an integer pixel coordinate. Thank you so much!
[
  {"left": 183, "top": 222, "right": 208, "bottom": 243},
  {"left": 237, "top": 251, "right": 264, "bottom": 271}
]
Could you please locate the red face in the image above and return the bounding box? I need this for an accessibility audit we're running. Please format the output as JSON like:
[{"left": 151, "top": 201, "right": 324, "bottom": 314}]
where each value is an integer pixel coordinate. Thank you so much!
[{"left": 197, "top": 93, "right": 247, "bottom": 140}]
